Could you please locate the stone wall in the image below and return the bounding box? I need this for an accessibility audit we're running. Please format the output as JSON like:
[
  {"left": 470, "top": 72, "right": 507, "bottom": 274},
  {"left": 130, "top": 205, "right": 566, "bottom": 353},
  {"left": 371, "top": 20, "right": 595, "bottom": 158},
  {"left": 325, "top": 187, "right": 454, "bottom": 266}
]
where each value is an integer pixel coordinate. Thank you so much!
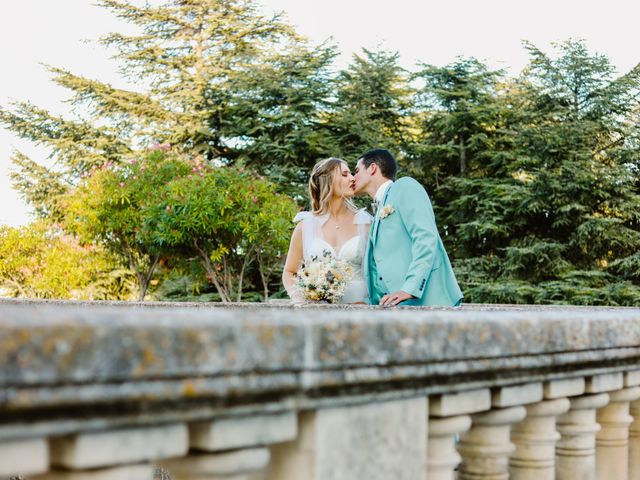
[{"left": 1, "top": 299, "right": 640, "bottom": 479}]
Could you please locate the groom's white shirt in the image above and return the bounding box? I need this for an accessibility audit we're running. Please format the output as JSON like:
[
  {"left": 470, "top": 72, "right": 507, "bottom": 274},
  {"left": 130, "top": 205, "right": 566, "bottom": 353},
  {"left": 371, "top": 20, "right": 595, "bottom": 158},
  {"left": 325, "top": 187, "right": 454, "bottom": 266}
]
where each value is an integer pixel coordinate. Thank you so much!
[{"left": 374, "top": 180, "right": 393, "bottom": 205}]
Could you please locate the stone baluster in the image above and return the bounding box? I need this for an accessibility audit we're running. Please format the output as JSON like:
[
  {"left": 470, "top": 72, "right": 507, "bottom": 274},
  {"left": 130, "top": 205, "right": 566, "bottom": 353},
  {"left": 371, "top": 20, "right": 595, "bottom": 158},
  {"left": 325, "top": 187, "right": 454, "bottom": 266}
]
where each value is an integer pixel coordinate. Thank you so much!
[
  {"left": 427, "top": 389, "right": 491, "bottom": 480},
  {"left": 629, "top": 371, "right": 640, "bottom": 480},
  {"left": 457, "top": 383, "right": 542, "bottom": 480},
  {"left": 0, "top": 437, "right": 49, "bottom": 479},
  {"left": 428, "top": 416, "right": 471, "bottom": 480},
  {"left": 509, "top": 378, "right": 583, "bottom": 480},
  {"left": 161, "top": 449, "right": 270, "bottom": 480},
  {"left": 33, "top": 464, "right": 156, "bottom": 480},
  {"left": 457, "top": 407, "right": 527, "bottom": 480},
  {"left": 160, "top": 412, "right": 297, "bottom": 480},
  {"left": 596, "top": 372, "right": 640, "bottom": 480},
  {"left": 510, "top": 400, "right": 571, "bottom": 479},
  {"left": 556, "top": 394, "right": 609, "bottom": 480},
  {"left": 30, "top": 423, "right": 188, "bottom": 480},
  {"left": 556, "top": 373, "right": 623, "bottom": 480},
  {"left": 267, "top": 397, "right": 428, "bottom": 480}
]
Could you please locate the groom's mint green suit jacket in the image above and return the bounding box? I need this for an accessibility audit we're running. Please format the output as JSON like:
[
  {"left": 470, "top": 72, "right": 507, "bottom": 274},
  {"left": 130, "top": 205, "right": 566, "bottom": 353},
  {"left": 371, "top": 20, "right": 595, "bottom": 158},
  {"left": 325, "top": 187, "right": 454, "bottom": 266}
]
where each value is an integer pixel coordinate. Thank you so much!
[{"left": 364, "top": 177, "right": 463, "bottom": 307}]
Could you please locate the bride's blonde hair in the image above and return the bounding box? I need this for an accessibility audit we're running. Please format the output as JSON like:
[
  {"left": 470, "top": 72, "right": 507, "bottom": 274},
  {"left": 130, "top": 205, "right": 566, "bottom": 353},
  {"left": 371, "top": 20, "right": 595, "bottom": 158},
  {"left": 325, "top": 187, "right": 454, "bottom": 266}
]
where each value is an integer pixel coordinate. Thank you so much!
[{"left": 309, "top": 157, "right": 356, "bottom": 215}]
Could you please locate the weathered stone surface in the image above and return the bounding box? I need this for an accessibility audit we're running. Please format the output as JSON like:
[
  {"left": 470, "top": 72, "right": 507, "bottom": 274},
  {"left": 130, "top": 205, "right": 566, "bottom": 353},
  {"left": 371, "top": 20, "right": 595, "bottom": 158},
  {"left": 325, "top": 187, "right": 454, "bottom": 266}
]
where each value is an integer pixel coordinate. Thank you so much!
[
  {"left": 429, "top": 389, "right": 491, "bottom": 417},
  {"left": 268, "top": 398, "right": 427, "bottom": 480},
  {"left": 189, "top": 413, "right": 296, "bottom": 451},
  {"left": 492, "top": 383, "right": 543, "bottom": 407},
  {"left": 50, "top": 424, "right": 188, "bottom": 469},
  {"left": 31, "top": 464, "right": 153, "bottom": 480},
  {"left": 544, "top": 378, "right": 585, "bottom": 399},
  {"left": 586, "top": 373, "right": 624, "bottom": 393},
  {"left": 0, "top": 304, "right": 308, "bottom": 388},
  {"left": 4, "top": 302, "right": 640, "bottom": 394},
  {"left": 0, "top": 437, "right": 48, "bottom": 477},
  {"left": 427, "top": 415, "right": 471, "bottom": 479},
  {"left": 2, "top": 301, "right": 640, "bottom": 443},
  {"left": 159, "top": 448, "right": 269, "bottom": 476},
  {"left": 626, "top": 370, "right": 640, "bottom": 387},
  {"left": 314, "top": 398, "right": 427, "bottom": 480}
]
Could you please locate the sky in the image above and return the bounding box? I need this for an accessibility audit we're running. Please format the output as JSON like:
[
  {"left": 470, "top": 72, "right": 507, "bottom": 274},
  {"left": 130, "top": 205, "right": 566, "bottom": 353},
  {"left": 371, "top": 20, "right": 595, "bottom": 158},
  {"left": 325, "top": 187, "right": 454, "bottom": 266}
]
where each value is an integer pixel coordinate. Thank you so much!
[{"left": 1, "top": 0, "right": 639, "bottom": 227}]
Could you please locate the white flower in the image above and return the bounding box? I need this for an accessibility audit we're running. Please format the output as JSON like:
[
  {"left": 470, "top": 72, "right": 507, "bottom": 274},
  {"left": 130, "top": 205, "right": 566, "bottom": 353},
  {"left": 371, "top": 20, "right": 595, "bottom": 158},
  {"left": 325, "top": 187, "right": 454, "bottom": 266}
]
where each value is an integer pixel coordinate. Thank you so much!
[
  {"left": 293, "top": 249, "right": 353, "bottom": 303},
  {"left": 379, "top": 204, "right": 395, "bottom": 219}
]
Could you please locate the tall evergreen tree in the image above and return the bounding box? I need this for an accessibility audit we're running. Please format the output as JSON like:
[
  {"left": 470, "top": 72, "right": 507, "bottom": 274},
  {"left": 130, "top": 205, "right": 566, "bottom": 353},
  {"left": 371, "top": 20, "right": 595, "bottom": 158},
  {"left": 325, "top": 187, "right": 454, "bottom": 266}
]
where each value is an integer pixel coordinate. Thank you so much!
[
  {"left": 409, "top": 58, "right": 513, "bottom": 189},
  {"left": 408, "top": 58, "right": 521, "bottom": 263},
  {"left": 324, "top": 49, "right": 413, "bottom": 160},
  {"left": 440, "top": 41, "right": 640, "bottom": 304},
  {"left": 0, "top": 0, "right": 329, "bottom": 215},
  {"left": 227, "top": 42, "right": 338, "bottom": 195}
]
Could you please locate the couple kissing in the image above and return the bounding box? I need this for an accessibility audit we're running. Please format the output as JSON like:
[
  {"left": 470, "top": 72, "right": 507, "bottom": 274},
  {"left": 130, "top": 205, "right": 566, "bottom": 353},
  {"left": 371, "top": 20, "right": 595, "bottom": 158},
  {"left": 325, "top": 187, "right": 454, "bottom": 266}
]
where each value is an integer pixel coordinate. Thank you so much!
[{"left": 283, "top": 149, "right": 463, "bottom": 307}]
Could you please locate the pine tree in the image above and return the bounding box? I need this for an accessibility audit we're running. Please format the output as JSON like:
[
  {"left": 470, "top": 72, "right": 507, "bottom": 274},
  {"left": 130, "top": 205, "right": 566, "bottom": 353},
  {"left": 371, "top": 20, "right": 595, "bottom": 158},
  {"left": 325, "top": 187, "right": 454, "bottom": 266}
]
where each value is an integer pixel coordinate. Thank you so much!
[
  {"left": 324, "top": 49, "right": 414, "bottom": 161},
  {"left": 409, "top": 58, "right": 513, "bottom": 188},
  {"left": 226, "top": 42, "right": 337, "bottom": 195},
  {"left": 440, "top": 41, "right": 640, "bottom": 304},
  {"left": 0, "top": 0, "right": 326, "bottom": 215}
]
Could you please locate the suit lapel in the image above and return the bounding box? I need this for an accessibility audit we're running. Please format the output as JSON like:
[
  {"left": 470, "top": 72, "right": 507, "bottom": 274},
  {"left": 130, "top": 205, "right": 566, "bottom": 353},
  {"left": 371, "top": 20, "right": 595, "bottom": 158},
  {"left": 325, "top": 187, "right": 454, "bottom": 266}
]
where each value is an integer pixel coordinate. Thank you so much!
[{"left": 371, "top": 183, "right": 393, "bottom": 245}]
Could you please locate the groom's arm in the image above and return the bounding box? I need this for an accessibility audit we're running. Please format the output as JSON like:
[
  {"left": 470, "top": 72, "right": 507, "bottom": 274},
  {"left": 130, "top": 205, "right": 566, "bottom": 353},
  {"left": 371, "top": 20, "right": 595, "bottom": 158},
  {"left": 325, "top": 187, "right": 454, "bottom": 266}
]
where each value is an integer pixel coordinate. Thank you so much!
[{"left": 394, "top": 177, "right": 438, "bottom": 298}]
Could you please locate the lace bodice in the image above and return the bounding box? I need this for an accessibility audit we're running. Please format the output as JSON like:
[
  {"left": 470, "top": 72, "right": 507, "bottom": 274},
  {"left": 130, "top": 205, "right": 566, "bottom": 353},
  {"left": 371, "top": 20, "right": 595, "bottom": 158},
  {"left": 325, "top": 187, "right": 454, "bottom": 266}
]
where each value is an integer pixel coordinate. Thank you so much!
[
  {"left": 293, "top": 209, "right": 372, "bottom": 264},
  {"left": 293, "top": 209, "right": 372, "bottom": 303}
]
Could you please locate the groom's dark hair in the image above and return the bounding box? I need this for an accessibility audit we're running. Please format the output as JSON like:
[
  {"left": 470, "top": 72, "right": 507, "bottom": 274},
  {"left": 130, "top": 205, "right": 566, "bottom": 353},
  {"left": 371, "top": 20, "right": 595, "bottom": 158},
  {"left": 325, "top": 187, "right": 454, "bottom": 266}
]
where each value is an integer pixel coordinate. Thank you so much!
[{"left": 360, "top": 148, "right": 397, "bottom": 180}]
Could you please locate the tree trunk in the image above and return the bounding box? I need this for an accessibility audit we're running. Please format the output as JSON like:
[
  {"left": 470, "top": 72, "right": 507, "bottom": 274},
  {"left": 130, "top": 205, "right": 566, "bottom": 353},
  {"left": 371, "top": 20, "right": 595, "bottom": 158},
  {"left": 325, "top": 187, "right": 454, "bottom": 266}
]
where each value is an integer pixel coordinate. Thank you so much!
[
  {"left": 257, "top": 256, "right": 270, "bottom": 302},
  {"left": 137, "top": 274, "right": 149, "bottom": 302},
  {"left": 137, "top": 253, "right": 160, "bottom": 302},
  {"left": 222, "top": 256, "right": 234, "bottom": 301},
  {"left": 193, "top": 241, "right": 231, "bottom": 302},
  {"left": 459, "top": 137, "right": 467, "bottom": 176},
  {"left": 236, "top": 248, "right": 254, "bottom": 302},
  {"left": 5, "top": 275, "right": 28, "bottom": 297}
]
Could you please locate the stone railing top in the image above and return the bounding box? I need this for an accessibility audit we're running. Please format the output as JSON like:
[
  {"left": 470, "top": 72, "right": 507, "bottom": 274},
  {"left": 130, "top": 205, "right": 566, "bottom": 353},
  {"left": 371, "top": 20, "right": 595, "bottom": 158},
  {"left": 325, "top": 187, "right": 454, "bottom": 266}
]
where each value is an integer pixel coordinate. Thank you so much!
[
  {"left": 2, "top": 299, "right": 640, "bottom": 439},
  {"left": 2, "top": 300, "right": 640, "bottom": 384},
  {"left": 0, "top": 301, "right": 640, "bottom": 440}
]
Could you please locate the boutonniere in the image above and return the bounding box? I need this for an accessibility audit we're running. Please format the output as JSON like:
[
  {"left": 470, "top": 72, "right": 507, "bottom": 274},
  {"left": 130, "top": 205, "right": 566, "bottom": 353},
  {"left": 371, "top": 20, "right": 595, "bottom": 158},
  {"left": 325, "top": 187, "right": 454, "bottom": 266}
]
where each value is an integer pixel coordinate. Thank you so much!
[{"left": 379, "top": 204, "right": 395, "bottom": 219}]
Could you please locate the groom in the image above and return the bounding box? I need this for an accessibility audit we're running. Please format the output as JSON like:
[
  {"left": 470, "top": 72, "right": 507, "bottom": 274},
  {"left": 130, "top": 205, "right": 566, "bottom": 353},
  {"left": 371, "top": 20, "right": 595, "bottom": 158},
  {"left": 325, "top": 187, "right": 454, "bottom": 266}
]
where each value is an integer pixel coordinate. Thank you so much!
[{"left": 353, "top": 149, "right": 463, "bottom": 307}]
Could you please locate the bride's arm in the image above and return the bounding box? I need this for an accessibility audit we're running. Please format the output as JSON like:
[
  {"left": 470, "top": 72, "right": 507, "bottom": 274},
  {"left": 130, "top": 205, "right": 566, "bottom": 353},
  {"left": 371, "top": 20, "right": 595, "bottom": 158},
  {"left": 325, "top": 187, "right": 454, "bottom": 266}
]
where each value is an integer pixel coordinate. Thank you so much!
[{"left": 282, "top": 223, "right": 303, "bottom": 298}]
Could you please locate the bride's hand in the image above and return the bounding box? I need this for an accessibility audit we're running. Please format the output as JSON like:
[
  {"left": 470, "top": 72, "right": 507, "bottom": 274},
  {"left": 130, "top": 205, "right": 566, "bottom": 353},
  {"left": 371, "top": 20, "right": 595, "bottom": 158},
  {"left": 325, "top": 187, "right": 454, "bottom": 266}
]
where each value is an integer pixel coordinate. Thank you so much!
[{"left": 289, "top": 291, "right": 306, "bottom": 304}]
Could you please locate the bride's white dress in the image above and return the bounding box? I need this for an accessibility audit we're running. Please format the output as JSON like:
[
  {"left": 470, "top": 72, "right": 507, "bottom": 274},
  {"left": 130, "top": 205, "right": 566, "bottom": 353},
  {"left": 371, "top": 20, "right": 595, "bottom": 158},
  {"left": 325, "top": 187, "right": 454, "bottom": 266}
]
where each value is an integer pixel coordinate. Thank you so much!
[{"left": 294, "top": 209, "right": 372, "bottom": 304}]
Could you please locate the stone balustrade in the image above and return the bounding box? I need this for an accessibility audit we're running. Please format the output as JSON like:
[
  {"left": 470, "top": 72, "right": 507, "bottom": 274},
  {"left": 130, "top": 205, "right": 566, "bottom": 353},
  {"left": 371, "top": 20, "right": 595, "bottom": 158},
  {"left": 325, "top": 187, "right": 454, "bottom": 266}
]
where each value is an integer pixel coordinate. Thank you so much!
[{"left": 1, "top": 299, "right": 640, "bottom": 479}]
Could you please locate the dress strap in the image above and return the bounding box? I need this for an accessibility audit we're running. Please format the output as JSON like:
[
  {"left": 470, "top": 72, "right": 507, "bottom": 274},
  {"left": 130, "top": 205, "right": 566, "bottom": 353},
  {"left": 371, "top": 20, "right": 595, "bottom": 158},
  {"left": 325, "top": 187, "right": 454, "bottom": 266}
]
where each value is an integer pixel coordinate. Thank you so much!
[
  {"left": 353, "top": 208, "right": 373, "bottom": 225},
  {"left": 354, "top": 208, "right": 373, "bottom": 258},
  {"left": 294, "top": 211, "right": 311, "bottom": 223},
  {"left": 293, "top": 211, "right": 322, "bottom": 259}
]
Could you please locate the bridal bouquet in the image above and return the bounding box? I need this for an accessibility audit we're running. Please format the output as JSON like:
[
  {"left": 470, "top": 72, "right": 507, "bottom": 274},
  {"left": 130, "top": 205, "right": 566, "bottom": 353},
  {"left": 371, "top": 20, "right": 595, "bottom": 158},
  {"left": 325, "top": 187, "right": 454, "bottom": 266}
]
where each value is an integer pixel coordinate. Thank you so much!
[{"left": 294, "top": 250, "right": 353, "bottom": 304}]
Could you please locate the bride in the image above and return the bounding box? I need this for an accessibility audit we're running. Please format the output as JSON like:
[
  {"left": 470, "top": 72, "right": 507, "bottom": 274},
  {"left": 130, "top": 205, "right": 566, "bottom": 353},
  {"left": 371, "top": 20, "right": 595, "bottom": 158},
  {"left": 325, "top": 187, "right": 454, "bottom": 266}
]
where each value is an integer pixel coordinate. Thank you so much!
[{"left": 282, "top": 157, "right": 372, "bottom": 304}]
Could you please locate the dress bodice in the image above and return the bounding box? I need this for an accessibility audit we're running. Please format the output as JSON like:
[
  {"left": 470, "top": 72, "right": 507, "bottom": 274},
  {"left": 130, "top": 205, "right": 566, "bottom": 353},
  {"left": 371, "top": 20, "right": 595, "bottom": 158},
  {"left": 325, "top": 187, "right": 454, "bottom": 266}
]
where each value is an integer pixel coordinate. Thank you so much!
[
  {"left": 293, "top": 209, "right": 372, "bottom": 303},
  {"left": 306, "top": 234, "right": 361, "bottom": 263},
  {"left": 294, "top": 209, "right": 371, "bottom": 265}
]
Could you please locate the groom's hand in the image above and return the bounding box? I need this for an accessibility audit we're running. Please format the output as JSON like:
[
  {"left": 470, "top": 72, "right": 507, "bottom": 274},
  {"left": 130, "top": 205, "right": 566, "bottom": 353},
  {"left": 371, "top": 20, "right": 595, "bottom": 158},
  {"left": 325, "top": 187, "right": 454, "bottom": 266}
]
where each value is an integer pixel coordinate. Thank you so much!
[{"left": 380, "top": 291, "right": 414, "bottom": 307}]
